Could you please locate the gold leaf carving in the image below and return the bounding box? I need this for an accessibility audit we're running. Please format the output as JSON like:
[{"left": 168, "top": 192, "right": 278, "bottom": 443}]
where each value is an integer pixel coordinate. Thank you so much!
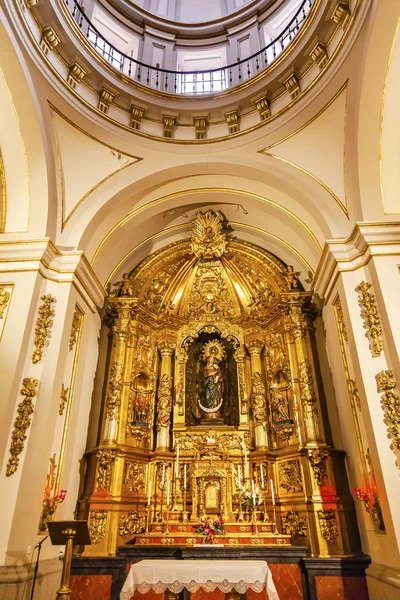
[
  {"left": 355, "top": 281, "right": 383, "bottom": 356},
  {"left": 250, "top": 373, "right": 267, "bottom": 424},
  {"left": 32, "top": 295, "right": 56, "bottom": 363},
  {"left": 106, "top": 362, "right": 124, "bottom": 421},
  {"left": 187, "top": 263, "right": 235, "bottom": 320},
  {"left": 96, "top": 449, "right": 116, "bottom": 490},
  {"left": 119, "top": 511, "right": 145, "bottom": 536},
  {"left": 308, "top": 448, "right": 328, "bottom": 486},
  {"left": 89, "top": 509, "right": 108, "bottom": 544},
  {"left": 124, "top": 461, "right": 146, "bottom": 492},
  {"left": 318, "top": 509, "right": 338, "bottom": 545},
  {"left": 282, "top": 510, "right": 307, "bottom": 536},
  {"left": 6, "top": 377, "right": 39, "bottom": 476},
  {"left": 156, "top": 373, "right": 173, "bottom": 430},
  {"left": 190, "top": 210, "right": 227, "bottom": 259},
  {"left": 59, "top": 384, "right": 69, "bottom": 416},
  {"left": 69, "top": 307, "right": 82, "bottom": 351},
  {"left": 0, "top": 286, "right": 11, "bottom": 319},
  {"left": 376, "top": 370, "right": 400, "bottom": 452},
  {"left": 278, "top": 460, "right": 303, "bottom": 493}
]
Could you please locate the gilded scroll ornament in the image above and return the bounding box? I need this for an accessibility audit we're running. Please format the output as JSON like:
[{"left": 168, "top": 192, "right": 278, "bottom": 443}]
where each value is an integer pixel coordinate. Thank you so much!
[
  {"left": 0, "top": 286, "right": 11, "bottom": 319},
  {"left": 176, "top": 431, "right": 248, "bottom": 452},
  {"left": 89, "top": 509, "right": 108, "bottom": 544},
  {"left": 278, "top": 460, "right": 303, "bottom": 493},
  {"left": 187, "top": 263, "right": 235, "bottom": 320},
  {"left": 335, "top": 301, "right": 348, "bottom": 342},
  {"left": 308, "top": 448, "right": 328, "bottom": 486},
  {"left": 124, "top": 461, "right": 146, "bottom": 492},
  {"left": 350, "top": 379, "right": 361, "bottom": 410},
  {"left": 105, "top": 362, "right": 124, "bottom": 420},
  {"left": 38, "top": 454, "right": 66, "bottom": 532},
  {"left": 265, "top": 332, "right": 286, "bottom": 371},
  {"left": 318, "top": 509, "right": 338, "bottom": 545},
  {"left": 69, "top": 308, "right": 82, "bottom": 351},
  {"left": 96, "top": 449, "right": 116, "bottom": 490},
  {"left": 282, "top": 510, "right": 307, "bottom": 536},
  {"left": 275, "top": 427, "right": 293, "bottom": 446},
  {"left": 156, "top": 373, "right": 173, "bottom": 430},
  {"left": 189, "top": 210, "right": 227, "bottom": 259},
  {"left": 126, "top": 426, "right": 150, "bottom": 447},
  {"left": 119, "top": 511, "right": 145, "bottom": 536},
  {"left": 250, "top": 373, "right": 267, "bottom": 424},
  {"left": 299, "top": 359, "right": 318, "bottom": 415},
  {"left": 376, "top": 370, "right": 400, "bottom": 451},
  {"left": 59, "top": 384, "right": 69, "bottom": 416},
  {"left": 32, "top": 294, "right": 56, "bottom": 363},
  {"left": 6, "top": 377, "right": 39, "bottom": 476},
  {"left": 355, "top": 281, "right": 383, "bottom": 356}
]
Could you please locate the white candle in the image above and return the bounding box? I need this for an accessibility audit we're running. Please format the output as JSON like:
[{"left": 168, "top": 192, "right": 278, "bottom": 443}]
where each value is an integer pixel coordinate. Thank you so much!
[
  {"left": 252, "top": 479, "right": 256, "bottom": 505},
  {"left": 147, "top": 480, "right": 151, "bottom": 506},
  {"left": 243, "top": 442, "right": 248, "bottom": 478},
  {"left": 166, "top": 479, "right": 170, "bottom": 506},
  {"left": 270, "top": 479, "right": 275, "bottom": 506},
  {"left": 237, "top": 465, "right": 242, "bottom": 488},
  {"left": 260, "top": 464, "right": 264, "bottom": 489},
  {"left": 161, "top": 463, "right": 165, "bottom": 487},
  {"left": 184, "top": 464, "right": 187, "bottom": 490}
]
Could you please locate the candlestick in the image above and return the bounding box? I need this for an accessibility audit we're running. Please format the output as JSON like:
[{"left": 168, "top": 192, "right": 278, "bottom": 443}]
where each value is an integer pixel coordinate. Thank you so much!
[
  {"left": 147, "top": 480, "right": 152, "bottom": 506},
  {"left": 270, "top": 479, "right": 275, "bottom": 505},
  {"left": 260, "top": 464, "right": 264, "bottom": 489},
  {"left": 161, "top": 463, "right": 165, "bottom": 487},
  {"left": 183, "top": 464, "right": 187, "bottom": 490},
  {"left": 238, "top": 464, "right": 242, "bottom": 488},
  {"left": 167, "top": 479, "right": 171, "bottom": 506},
  {"left": 252, "top": 479, "right": 256, "bottom": 505},
  {"left": 175, "top": 443, "right": 180, "bottom": 473}
]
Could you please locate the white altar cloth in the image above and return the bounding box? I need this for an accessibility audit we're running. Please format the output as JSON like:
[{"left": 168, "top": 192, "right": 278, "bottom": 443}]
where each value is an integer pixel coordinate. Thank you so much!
[{"left": 120, "top": 560, "right": 279, "bottom": 600}]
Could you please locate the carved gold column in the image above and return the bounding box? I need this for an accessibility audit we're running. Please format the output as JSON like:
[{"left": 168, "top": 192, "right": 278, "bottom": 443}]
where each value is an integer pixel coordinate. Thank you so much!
[
  {"left": 156, "top": 340, "right": 175, "bottom": 450},
  {"left": 101, "top": 299, "right": 132, "bottom": 443},
  {"left": 174, "top": 348, "right": 187, "bottom": 428},
  {"left": 283, "top": 293, "right": 323, "bottom": 444},
  {"left": 246, "top": 339, "right": 268, "bottom": 449}
]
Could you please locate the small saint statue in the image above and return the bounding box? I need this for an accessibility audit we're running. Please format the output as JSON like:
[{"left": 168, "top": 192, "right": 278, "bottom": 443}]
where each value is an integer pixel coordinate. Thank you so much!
[
  {"left": 270, "top": 386, "right": 290, "bottom": 423},
  {"left": 114, "top": 273, "right": 133, "bottom": 297}
]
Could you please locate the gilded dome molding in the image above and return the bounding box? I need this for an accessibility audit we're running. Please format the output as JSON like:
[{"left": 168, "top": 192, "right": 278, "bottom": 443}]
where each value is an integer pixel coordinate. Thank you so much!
[{"left": 8, "top": 0, "right": 372, "bottom": 142}]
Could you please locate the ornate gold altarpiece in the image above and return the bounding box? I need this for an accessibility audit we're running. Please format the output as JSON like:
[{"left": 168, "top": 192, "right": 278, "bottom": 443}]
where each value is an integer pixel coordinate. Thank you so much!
[{"left": 79, "top": 210, "right": 360, "bottom": 557}]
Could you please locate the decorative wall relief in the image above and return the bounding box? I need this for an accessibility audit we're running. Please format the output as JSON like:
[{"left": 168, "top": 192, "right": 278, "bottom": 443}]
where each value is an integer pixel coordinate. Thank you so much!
[
  {"left": 355, "top": 281, "right": 383, "bottom": 356},
  {"left": 59, "top": 383, "right": 69, "bottom": 416},
  {"left": 376, "top": 370, "right": 400, "bottom": 452},
  {"left": 282, "top": 510, "right": 307, "bottom": 536},
  {"left": 105, "top": 362, "right": 124, "bottom": 421},
  {"left": 32, "top": 294, "right": 56, "bottom": 363},
  {"left": 156, "top": 373, "right": 173, "bottom": 430},
  {"left": 0, "top": 285, "right": 11, "bottom": 318},
  {"left": 350, "top": 379, "right": 361, "bottom": 410},
  {"left": 89, "top": 509, "right": 108, "bottom": 544},
  {"left": 299, "top": 359, "right": 317, "bottom": 413},
  {"left": 124, "top": 461, "right": 146, "bottom": 492},
  {"left": 189, "top": 209, "right": 227, "bottom": 259},
  {"left": 69, "top": 307, "right": 83, "bottom": 351},
  {"left": 126, "top": 426, "right": 150, "bottom": 447},
  {"left": 308, "top": 448, "right": 328, "bottom": 486},
  {"left": 278, "top": 460, "right": 303, "bottom": 493},
  {"left": 265, "top": 332, "right": 286, "bottom": 371},
  {"left": 96, "top": 449, "right": 117, "bottom": 490},
  {"left": 119, "top": 511, "right": 145, "bottom": 536},
  {"left": 6, "top": 377, "right": 39, "bottom": 476},
  {"left": 318, "top": 509, "right": 338, "bottom": 545}
]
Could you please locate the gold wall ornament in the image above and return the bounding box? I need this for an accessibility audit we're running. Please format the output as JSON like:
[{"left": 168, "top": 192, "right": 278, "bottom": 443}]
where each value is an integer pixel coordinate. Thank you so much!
[
  {"left": 6, "top": 377, "right": 39, "bottom": 476},
  {"left": 350, "top": 379, "right": 361, "bottom": 410},
  {"left": 274, "top": 425, "right": 293, "bottom": 446},
  {"left": 187, "top": 263, "right": 235, "bottom": 320},
  {"left": 250, "top": 373, "right": 267, "bottom": 424},
  {"left": 38, "top": 454, "right": 66, "bottom": 532},
  {"left": 0, "top": 286, "right": 11, "bottom": 319},
  {"left": 176, "top": 431, "right": 248, "bottom": 452},
  {"left": 335, "top": 301, "right": 348, "bottom": 343},
  {"left": 59, "top": 384, "right": 69, "bottom": 416},
  {"left": 156, "top": 373, "right": 173, "bottom": 431},
  {"left": 282, "top": 510, "right": 307, "bottom": 536},
  {"left": 308, "top": 448, "right": 329, "bottom": 486},
  {"left": 355, "top": 281, "right": 383, "bottom": 357},
  {"left": 119, "top": 511, "right": 145, "bottom": 536},
  {"left": 278, "top": 460, "right": 303, "bottom": 493},
  {"left": 105, "top": 362, "right": 124, "bottom": 421},
  {"left": 96, "top": 449, "right": 117, "bottom": 490},
  {"left": 299, "top": 359, "right": 319, "bottom": 417},
  {"left": 124, "top": 461, "right": 146, "bottom": 492},
  {"left": 376, "top": 370, "right": 400, "bottom": 452},
  {"left": 89, "top": 509, "right": 108, "bottom": 544},
  {"left": 318, "top": 509, "right": 339, "bottom": 545},
  {"left": 69, "top": 308, "right": 83, "bottom": 351},
  {"left": 189, "top": 210, "right": 227, "bottom": 259},
  {"left": 265, "top": 332, "right": 286, "bottom": 371},
  {"left": 32, "top": 294, "right": 56, "bottom": 363},
  {"left": 126, "top": 426, "right": 150, "bottom": 447}
]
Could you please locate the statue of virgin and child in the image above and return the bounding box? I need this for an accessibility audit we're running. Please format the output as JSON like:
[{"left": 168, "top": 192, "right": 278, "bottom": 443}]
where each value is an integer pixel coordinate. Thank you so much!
[{"left": 198, "top": 340, "right": 225, "bottom": 419}]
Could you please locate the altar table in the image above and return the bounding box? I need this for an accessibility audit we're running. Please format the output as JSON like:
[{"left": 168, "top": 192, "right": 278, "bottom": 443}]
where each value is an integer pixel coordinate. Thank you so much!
[{"left": 120, "top": 560, "right": 280, "bottom": 600}]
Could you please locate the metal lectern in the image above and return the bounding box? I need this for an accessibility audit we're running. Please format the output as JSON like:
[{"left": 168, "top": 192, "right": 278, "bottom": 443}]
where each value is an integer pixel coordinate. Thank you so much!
[{"left": 48, "top": 520, "right": 91, "bottom": 600}]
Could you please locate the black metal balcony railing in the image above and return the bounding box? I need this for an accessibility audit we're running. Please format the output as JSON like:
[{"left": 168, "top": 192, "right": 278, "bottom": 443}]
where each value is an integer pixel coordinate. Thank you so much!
[{"left": 64, "top": 0, "right": 314, "bottom": 95}]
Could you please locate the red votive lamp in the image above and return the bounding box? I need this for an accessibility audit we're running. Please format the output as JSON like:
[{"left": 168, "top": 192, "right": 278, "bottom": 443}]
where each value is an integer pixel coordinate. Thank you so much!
[
  {"left": 355, "top": 488, "right": 362, "bottom": 499},
  {"left": 59, "top": 489, "right": 67, "bottom": 500}
]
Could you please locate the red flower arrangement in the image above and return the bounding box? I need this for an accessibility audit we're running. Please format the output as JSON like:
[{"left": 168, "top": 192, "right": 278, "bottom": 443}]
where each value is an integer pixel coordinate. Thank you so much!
[{"left": 194, "top": 517, "right": 224, "bottom": 543}]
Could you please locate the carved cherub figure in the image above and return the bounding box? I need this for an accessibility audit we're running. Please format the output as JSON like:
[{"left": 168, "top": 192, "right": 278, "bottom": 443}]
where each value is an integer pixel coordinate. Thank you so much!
[
  {"left": 114, "top": 273, "right": 133, "bottom": 297},
  {"left": 281, "top": 265, "right": 301, "bottom": 290}
]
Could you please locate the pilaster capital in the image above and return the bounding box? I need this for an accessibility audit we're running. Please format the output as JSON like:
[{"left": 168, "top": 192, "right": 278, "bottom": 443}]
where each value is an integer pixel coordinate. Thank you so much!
[
  {"left": 246, "top": 339, "right": 264, "bottom": 356},
  {"left": 158, "top": 340, "right": 175, "bottom": 357}
]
